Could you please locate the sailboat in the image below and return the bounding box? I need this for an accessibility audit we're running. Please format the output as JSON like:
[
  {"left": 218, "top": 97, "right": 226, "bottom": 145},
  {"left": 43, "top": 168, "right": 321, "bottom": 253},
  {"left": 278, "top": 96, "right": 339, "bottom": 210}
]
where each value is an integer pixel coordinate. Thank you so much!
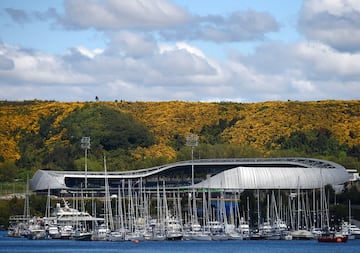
[
  {"left": 163, "top": 183, "right": 183, "bottom": 240},
  {"left": 124, "top": 179, "right": 144, "bottom": 241},
  {"left": 206, "top": 192, "right": 228, "bottom": 241},
  {"left": 341, "top": 200, "right": 360, "bottom": 239},
  {"left": 144, "top": 181, "right": 166, "bottom": 240},
  {"left": 183, "top": 188, "right": 211, "bottom": 241},
  {"left": 237, "top": 195, "right": 250, "bottom": 240},
  {"left": 72, "top": 189, "right": 94, "bottom": 241},
  {"left": 290, "top": 180, "right": 314, "bottom": 240},
  {"left": 92, "top": 155, "right": 112, "bottom": 241},
  {"left": 8, "top": 176, "right": 31, "bottom": 238}
]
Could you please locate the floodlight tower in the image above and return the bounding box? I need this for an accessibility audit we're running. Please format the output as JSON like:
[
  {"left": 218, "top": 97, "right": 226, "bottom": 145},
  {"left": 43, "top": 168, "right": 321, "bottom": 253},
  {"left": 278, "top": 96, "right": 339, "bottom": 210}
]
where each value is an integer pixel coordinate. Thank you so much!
[
  {"left": 186, "top": 134, "right": 199, "bottom": 223},
  {"left": 81, "top": 137, "right": 91, "bottom": 189}
]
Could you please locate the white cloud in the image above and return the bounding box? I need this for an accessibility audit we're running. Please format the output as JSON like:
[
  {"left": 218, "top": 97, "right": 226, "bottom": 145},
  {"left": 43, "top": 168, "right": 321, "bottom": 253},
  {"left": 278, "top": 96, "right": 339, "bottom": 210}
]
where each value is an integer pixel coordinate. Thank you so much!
[
  {"left": 302, "top": 0, "right": 360, "bottom": 16},
  {"left": 1, "top": 1, "right": 360, "bottom": 102},
  {"left": 58, "top": 0, "right": 279, "bottom": 43},
  {"left": 295, "top": 42, "right": 360, "bottom": 78},
  {"left": 2, "top": 37, "right": 360, "bottom": 102},
  {"left": 107, "top": 32, "right": 158, "bottom": 58},
  {"left": 74, "top": 46, "right": 103, "bottom": 59},
  {"left": 299, "top": 0, "right": 360, "bottom": 52},
  {"left": 0, "top": 44, "right": 94, "bottom": 85},
  {"left": 291, "top": 79, "right": 315, "bottom": 93},
  {"left": 160, "top": 42, "right": 205, "bottom": 58}
]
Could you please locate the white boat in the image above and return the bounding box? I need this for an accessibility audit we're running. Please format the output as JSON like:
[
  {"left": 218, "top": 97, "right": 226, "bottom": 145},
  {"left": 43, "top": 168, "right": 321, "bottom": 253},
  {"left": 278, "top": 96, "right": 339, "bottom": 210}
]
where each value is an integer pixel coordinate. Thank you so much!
[
  {"left": 238, "top": 219, "right": 251, "bottom": 239},
  {"left": 205, "top": 221, "right": 228, "bottom": 240},
  {"left": 59, "top": 225, "right": 73, "bottom": 239},
  {"left": 73, "top": 230, "right": 93, "bottom": 241},
  {"left": 342, "top": 222, "right": 360, "bottom": 239},
  {"left": 27, "top": 218, "right": 46, "bottom": 240},
  {"left": 44, "top": 200, "right": 103, "bottom": 230},
  {"left": 291, "top": 229, "right": 314, "bottom": 240},
  {"left": 283, "top": 231, "right": 293, "bottom": 240},
  {"left": 311, "top": 227, "right": 322, "bottom": 238},
  {"left": 92, "top": 224, "right": 110, "bottom": 241},
  {"left": 165, "top": 218, "right": 183, "bottom": 240},
  {"left": 7, "top": 219, "right": 29, "bottom": 238},
  {"left": 8, "top": 179, "right": 31, "bottom": 238},
  {"left": 349, "top": 224, "right": 360, "bottom": 239},
  {"left": 125, "top": 230, "right": 144, "bottom": 241},
  {"left": 183, "top": 222, "right": 211, "bottom": 241},
  {"left": 108, "top": 231, "right": 125, "bottom": 241},
  {"left": 46, "top": 224, "right": 61, "bottom": 239},
  {"left": 184, "top": 230, "right": 212, "bottom": 241},
  {"left": 225, "top": 224, "right": 242, "bottom": 240},
  {"left": 28, "top": 226, "right": 46, "bottom": 240},
  {"left": 143, "top": 230, "right": 166, "bottom": 241},
  {"left": 93, "top": 156, "right": 114, "bottom": 241},
  {"left": 211, "top": 233, "right": 229, "bottom": 241},
  {"left": 143, "top": 220, "right": 166, "bottom": 241},
  {"left": 259, "top": 221, "right": 273, "bottom": 239}
]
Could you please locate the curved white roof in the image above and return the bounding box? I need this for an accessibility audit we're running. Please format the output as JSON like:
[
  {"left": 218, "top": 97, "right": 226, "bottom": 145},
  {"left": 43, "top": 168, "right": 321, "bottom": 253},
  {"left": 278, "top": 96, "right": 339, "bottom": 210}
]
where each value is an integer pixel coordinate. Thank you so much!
[
  {"left": 30, "top": 157, "right": 351, "bottom": 191},
  {"left": 194, "top": 165, "right": 350, "bottom": 190},
  {"left": 30, "top": 170, "right": 68, "bottom": 190}
]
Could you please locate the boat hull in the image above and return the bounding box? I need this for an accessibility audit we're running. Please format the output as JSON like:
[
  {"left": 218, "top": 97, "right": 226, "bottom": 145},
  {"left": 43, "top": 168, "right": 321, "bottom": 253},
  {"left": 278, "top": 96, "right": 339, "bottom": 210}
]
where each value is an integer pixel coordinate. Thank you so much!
[{"left": 318, "top": 235, "right": 348, "bottom": 243}]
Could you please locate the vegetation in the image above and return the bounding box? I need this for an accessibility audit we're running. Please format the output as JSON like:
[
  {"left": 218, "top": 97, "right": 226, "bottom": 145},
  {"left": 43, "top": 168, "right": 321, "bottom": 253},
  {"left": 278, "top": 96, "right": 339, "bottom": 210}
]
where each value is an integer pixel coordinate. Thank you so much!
[
  {"left": 0, "top": 99, "right": 359, "bottom": 226},
  {"left": 0, "top": 100, "right": 359, "bottom": 183}
]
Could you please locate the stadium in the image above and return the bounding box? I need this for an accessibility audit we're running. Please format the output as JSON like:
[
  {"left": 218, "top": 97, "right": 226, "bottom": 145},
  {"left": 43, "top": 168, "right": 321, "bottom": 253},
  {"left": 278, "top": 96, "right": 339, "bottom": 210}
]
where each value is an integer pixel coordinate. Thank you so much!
[{"left": 30, "top": 157, "right": 351, "bottom": 195}]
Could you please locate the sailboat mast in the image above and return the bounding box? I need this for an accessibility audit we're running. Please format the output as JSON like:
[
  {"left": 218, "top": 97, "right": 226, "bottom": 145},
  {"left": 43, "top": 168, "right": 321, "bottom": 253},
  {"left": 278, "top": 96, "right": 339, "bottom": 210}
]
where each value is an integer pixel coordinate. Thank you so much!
[{"left": 103, "top": 155, "right": 114, "bottom": 231}]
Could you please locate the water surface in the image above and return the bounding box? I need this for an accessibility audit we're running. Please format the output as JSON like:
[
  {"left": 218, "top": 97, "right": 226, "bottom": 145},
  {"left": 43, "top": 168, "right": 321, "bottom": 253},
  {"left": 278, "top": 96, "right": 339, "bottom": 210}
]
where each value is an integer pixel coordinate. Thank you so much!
[{"left": 1, "top": 231, "right": 359, "bottom": 253}]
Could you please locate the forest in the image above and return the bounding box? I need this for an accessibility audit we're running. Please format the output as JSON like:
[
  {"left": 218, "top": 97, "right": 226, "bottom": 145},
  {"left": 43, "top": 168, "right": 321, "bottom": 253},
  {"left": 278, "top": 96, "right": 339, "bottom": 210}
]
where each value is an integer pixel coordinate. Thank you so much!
[
  {"left": 0, "top": 99, "right": 359, "bottom": 227},
  {"left": 0, "top": 99, "right": 359, "bottom": 181}
]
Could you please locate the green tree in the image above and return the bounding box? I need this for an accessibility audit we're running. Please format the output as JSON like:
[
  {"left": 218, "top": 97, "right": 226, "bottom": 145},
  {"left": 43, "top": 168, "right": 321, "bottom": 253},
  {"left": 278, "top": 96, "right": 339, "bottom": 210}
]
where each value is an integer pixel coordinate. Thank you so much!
[
  {"left": 61, "top": 104, "right": 154, "bottom": 151},
  {"left": 0, "top": 161, "right": 19, "bottom": 182},
  {"left": 277, "top": 128, "right": 347, "bottom": 156}
]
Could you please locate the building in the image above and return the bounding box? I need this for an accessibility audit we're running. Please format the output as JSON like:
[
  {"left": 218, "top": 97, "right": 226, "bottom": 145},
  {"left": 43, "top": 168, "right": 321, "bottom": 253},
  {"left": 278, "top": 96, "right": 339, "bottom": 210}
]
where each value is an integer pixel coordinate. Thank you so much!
[{"left": 30, "top": 157, "right": 351, "bottom": 195}]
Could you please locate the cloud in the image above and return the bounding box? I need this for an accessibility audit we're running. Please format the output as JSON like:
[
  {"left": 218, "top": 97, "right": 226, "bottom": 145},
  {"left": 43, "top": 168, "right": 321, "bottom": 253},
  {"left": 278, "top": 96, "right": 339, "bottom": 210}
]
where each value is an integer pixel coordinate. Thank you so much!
[
  {"left": 225, "top": 39, "right": 360, "bottom": 101},
  {"left": 299, "top": 0, "right": 360, "bottom": 52},
  {"left": 295, "top": 41, "right": 360, "bottom": 79},
  {"left": 60, "top": 0, "right": 191, "bottom": 30},
  {"left": 160, "top": 42, "right": 205, "bottom": 58},
  {"left": 65, "top": 46, "right": 103, "bottom": 60},
  {"left": 106, "top": 32, "right": 158, "bottom": 58},
  {"left": 161, "top": 10, "right": 279, "bottom": 42},
  {"left": 0, "top": 55, "right": 14, "bottom": 70},
  {"left": 0, "top": 44, "right": 93, "bottom": 86},
  {"left": 236, "top": 40, "right": 360, "bottom": 80},
  {"left": 5, "top": 8, "right": 31, "bottom": 24},
  {"left": 0, "top": 39, "right": 225, "bottom": 101},
  {"left": 2, "top": 36, "right": 360, "bottom": 102},
  {"left": 57, "top": 0, "right": 278, "bottom": 43},
  {"left": 1, "top": 1, "right": 360, "bottom": 102},
  {"left": 4, "top": 7, "right": 58, "bottom": 25}
]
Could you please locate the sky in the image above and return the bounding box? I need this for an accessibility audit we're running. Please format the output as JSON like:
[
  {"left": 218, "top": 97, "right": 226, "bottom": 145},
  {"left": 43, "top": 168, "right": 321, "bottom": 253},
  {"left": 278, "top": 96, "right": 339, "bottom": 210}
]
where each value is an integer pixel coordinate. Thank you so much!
[{"left": 0, "top": 0, "right": 360, "bottom": 102}]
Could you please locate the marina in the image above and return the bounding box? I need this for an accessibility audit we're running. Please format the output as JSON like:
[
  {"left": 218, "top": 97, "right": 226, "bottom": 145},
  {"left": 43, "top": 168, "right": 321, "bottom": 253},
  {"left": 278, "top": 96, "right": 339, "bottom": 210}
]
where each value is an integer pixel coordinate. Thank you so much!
[
  {"left": 2, "top": 230, "right": 360, "bottom": 253},
  {"left": 6, "top": 158, "right": 359, "bottom": 243},
  {"left": 6, "top": 183, "right": 360, "bottom": 242}
]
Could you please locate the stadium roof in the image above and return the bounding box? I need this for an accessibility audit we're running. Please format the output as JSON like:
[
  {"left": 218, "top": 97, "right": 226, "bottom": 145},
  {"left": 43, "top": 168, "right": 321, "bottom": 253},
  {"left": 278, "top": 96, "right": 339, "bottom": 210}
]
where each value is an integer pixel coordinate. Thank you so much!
[
  {"left": 194, "top": 166, "right": 346, "bottom": 190},
  {"left": 30, "top": 157, "right": 351, "bottom": 191}
]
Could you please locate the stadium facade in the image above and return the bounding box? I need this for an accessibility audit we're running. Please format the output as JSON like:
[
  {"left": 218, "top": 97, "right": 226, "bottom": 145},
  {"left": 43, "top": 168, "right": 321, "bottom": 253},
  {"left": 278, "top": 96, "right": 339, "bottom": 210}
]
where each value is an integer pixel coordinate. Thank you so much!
[{"left": 30, "top": 157, "right": 351, "bottom": 195}]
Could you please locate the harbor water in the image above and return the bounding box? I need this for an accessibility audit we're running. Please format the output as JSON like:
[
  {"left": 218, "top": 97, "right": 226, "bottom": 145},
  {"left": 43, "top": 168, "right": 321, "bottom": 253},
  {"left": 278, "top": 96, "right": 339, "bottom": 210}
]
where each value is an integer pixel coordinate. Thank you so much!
[{"left": 1, "top": 231, "right": 360, "bottom": 253}]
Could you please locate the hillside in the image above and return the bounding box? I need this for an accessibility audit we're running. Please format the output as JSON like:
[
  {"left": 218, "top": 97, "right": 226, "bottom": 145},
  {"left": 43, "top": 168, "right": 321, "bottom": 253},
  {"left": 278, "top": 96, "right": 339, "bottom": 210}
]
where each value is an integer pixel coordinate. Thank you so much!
[{"left": 0, "top": 100, "right": 359, "bottom": 182}]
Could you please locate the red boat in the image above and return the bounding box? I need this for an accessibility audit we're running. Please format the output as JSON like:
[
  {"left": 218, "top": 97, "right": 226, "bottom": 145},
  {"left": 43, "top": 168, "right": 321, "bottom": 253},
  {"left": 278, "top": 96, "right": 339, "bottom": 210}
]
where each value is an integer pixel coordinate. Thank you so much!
[{"left": 317, "top": 233, "right": 348, "bottom": 243}]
